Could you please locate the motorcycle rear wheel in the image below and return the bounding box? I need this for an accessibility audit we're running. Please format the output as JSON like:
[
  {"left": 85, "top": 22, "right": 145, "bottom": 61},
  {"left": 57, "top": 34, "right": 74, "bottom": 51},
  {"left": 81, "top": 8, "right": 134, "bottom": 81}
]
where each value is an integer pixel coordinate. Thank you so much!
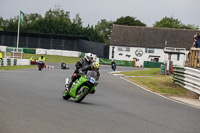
[{"left": 75, "top": 87, "right": 89, "bottom": 103}]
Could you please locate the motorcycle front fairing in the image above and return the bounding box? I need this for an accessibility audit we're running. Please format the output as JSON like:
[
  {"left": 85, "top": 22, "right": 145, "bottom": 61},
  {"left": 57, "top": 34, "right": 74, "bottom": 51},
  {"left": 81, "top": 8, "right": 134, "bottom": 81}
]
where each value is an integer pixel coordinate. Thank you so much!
[
  {"left": 69, "top": 75, "right": 88, "bottom": 97},
  {"left": 69, "top": 71, "right": 98, "bottom": 98},
  {"left": 38, "top": 61, "right": 45, "bottom": 66}
]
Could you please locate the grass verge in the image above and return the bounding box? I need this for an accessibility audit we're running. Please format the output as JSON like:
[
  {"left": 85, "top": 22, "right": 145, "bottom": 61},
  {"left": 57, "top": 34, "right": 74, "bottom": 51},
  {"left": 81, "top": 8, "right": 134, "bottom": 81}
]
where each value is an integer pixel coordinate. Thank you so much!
[
  {"left": 0, "top": 65, "right": 37, "bottom": 70},
  {"left": 23, "top": 53, "right": 81, "bottom": 63},
  {"left": 120, "top": 68, "right": 189, "bottom": 97},
  {"left": 0, "top": 53, "right": 81, "bottom": 70}
]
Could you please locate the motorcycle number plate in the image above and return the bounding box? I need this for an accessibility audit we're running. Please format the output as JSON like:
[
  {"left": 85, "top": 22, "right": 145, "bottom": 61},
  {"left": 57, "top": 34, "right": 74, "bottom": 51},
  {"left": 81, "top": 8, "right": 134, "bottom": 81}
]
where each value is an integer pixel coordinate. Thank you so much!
[{"left": 90, "top": 77, "right": 95, "bottom": 84}]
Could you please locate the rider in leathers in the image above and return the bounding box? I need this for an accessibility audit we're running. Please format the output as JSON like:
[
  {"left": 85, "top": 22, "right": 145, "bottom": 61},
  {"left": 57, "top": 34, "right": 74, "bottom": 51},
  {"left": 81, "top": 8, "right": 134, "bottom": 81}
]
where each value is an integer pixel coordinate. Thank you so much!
[
  {"left": 66, "top": 53, "right": 94, "bottom": 91},
  {"left": 78, "top": 62, "right": 100, "bottom": 94},
  {"left": 79, "top": 62, "right": 100, "bottom": 81}
]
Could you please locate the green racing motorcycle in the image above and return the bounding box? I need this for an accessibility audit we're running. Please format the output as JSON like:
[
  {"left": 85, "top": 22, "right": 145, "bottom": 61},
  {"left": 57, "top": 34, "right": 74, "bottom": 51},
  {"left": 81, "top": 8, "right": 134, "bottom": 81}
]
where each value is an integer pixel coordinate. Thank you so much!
[{"left": 62, "top": 71, "right": 98, "bottom": 103}]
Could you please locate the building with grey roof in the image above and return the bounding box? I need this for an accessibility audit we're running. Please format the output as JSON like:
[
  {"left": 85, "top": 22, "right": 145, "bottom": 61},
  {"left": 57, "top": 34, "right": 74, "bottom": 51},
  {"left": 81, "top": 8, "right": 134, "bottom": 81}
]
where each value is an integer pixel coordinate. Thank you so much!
[{"left": 109, "top": 24, "right": 199, "bottom": 67}]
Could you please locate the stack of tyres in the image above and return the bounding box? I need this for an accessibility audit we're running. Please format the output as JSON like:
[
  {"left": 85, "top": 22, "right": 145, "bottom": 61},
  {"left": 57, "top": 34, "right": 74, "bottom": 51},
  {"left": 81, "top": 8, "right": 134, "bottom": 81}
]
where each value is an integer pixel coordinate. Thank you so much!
[
  {"left": 14, "top": 59, "right": 17, "bottom": 66},
  {"left": 7, "top": 59, "right": 11, "bottom": 66},
  {"left": 0, "top": 59, "right": 2, "bottom": 66},
  {"left": 160, "top": 64, "right": 166, "bottom": 75}
]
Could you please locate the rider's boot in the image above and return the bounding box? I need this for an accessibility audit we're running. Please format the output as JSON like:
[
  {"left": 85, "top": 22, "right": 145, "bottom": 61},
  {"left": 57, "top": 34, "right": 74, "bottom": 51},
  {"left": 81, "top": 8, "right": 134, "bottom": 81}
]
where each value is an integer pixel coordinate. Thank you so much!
[
  {"left": 90, "top": 89, "right": 96, "bottom": 94},
  {"left": 66, "top": 82, "right": 72, "bottom": 92}
]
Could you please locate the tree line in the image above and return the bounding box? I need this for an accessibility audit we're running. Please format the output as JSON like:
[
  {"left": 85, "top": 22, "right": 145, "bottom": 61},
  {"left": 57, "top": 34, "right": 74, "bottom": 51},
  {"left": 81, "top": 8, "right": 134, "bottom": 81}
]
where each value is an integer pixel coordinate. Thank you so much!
[{"left": 0, "top": 7, "right": 199, "bottom": 45}]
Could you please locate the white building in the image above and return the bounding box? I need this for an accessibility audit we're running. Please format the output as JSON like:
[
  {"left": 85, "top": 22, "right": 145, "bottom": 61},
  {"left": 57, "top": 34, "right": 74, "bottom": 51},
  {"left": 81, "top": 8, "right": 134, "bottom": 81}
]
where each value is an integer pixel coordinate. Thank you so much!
[{"left": 109, "top": 25, "right": 198, "bottom": 67}]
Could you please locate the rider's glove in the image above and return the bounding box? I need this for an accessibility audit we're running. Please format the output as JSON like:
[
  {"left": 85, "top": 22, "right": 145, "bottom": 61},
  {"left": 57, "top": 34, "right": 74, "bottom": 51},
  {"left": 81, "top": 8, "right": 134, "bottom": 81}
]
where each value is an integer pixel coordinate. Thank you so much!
[
  {"left": 78, "top": 70, "right": 84, "bottom": 75},
  {"left": 94, "top": 81, "right": 98, "bottom": 86}
]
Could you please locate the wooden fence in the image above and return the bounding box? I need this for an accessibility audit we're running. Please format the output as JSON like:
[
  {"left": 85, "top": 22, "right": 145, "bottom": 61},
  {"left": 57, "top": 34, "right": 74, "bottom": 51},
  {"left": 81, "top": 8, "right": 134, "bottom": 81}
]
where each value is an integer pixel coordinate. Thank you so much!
[{"left": 188, "top": 48, "right": 200, "bottom": 68}]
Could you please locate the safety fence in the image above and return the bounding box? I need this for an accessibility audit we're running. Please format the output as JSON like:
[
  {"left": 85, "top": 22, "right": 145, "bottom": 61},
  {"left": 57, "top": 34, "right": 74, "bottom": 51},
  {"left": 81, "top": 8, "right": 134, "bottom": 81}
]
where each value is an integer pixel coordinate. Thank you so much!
[
  {"left": 36, "top": 49, "right": 82, "bottom": 57},
  {"left": 144, "top": 61, "right": 163, "bottom": 68},
  {"left": 6, "top": 47, "right": 36, "bottom": 54},
  {"left": 173, "top": 66, "right": 200, "bottom": 95},
  {"left": 0, "top": 31, "right": 109, "bottom": 58},
  {"left": 0, "top": 46, "right": 86, "bottom": 58},
  {"left": 99, "top": 58, "right": 135, "bottom": 67},
  {"left": 0, "top": 58, "right": 30, "bottom": 66}
]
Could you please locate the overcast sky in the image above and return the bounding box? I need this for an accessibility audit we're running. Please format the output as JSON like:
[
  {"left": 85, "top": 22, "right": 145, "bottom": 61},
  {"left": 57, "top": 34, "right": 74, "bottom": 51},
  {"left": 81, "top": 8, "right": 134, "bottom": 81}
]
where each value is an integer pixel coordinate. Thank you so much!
[{"left": 0, "top": 0, "right": 199, "bottom": 28}]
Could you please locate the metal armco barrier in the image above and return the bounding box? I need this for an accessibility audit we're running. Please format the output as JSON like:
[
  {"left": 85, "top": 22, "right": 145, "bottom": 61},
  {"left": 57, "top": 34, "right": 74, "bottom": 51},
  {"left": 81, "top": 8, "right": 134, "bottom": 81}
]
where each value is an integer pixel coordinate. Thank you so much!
[{"left": 173, "top": 66, "right": 200, "bottom": 95}]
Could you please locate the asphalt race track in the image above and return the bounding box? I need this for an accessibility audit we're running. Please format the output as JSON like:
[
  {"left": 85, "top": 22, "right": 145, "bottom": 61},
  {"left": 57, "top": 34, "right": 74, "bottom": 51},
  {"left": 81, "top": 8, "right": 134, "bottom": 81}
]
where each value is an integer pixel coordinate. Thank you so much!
[{"left": 0, "top": 63, "right": 200, "bottom": 133}]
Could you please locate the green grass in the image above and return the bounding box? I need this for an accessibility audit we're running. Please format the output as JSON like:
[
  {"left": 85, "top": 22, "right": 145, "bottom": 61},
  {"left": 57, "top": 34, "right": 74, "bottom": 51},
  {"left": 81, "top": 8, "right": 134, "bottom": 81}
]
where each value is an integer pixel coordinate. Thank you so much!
[
  {"left": 120, "top": 68, "right": 187, "bottom": 96},
  {"left": 121, "top": 68, "right": 160, "bottom": 76},
  {"left": 0, "top": 53, "right": 81, "bottom": 70},
  {"left": 23, "top": 53, "right": 81, "bottom": 63},
  {"left": 0, "top": 65, "right": 37, "bottom": 70}
]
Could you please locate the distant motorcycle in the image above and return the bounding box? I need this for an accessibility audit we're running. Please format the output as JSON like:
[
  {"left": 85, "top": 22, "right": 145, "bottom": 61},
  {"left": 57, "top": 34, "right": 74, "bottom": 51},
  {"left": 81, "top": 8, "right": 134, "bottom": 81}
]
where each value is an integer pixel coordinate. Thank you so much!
[
  {"left": 112, "top": 63, "right": 116, "bottom": 71},
  {"left": 38, "top": 61, "right": 45, "bottom": 71},
  {"left": 62, "top": 71, "right": 98, "bottom": 103},
  {"left": 61, "top": 62, "right": 69, "bottom": 69}
]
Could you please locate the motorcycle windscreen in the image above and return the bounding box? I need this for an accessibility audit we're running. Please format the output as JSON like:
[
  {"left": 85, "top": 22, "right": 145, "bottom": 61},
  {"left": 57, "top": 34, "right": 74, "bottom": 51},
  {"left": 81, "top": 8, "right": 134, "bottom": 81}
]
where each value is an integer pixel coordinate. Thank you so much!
[{"left": 86, "top": 71, "right": 98, "bottom": 81}]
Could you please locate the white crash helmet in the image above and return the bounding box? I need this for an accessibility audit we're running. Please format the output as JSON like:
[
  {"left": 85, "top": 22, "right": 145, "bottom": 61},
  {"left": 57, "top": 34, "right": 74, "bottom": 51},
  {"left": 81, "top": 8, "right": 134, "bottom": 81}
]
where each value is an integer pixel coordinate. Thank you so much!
[{"left": 85, "top": 53, "right": 93, "bottom": 62}]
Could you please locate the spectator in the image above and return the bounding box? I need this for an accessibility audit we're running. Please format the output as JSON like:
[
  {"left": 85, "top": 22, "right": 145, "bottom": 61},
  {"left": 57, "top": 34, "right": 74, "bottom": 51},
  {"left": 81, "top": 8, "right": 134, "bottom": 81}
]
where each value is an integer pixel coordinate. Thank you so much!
[
  {"left": 30, "top": 56, "right": 38, "bottom": 65},
  {"left": 194, "top": 33, "right": 200, "bottom": 63},
  {"left": 30, "top": 56, "right": 34, "bottom": 63},
  {"left": 0, "top": 50, "right": 2, "bottom": 61},
  {"left": 191, "top": 33, "right": 198, "bottom": 47},
  {"left": 195, "top": 32, "right": 200, "bottom": 48},
  {"left": 189, "top": 32, "right": 199, "bottom": 58}
]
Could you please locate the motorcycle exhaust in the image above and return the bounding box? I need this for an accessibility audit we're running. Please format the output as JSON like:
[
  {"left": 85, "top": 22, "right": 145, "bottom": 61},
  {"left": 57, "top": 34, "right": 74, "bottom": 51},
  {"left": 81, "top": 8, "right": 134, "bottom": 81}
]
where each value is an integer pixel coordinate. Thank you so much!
[{"left": 65, "top": 78, "right": 69, "bottom": 87}]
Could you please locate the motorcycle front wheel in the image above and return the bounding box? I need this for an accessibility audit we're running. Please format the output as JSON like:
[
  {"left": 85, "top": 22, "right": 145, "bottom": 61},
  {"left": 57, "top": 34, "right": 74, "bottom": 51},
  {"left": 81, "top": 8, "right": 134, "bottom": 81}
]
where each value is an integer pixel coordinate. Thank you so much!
[
  {"left": 62, "top": 89, "right": 71, "bottom": 100},
  {"left": 75, "top": 87, "right": 89, "bottom": 103}
]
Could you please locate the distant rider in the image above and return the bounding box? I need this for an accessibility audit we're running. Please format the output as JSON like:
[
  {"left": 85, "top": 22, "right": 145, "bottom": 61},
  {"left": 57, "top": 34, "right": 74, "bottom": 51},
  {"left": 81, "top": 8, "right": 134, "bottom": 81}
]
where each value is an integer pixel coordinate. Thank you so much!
[
  {"left": 111, "top": 59, "right": 116, "bottom": 71},
  {"left": 61, "top": 61, "right": 64, "bottom": 67},
  {"left": 38, "top": 55, "right": 46, "bottom": 67},
  {"left": 66, "top": 53, "right": 94, "bottom": 91},
  {"left": 38, "top": 55, "right": 46, "bottom": 62}
]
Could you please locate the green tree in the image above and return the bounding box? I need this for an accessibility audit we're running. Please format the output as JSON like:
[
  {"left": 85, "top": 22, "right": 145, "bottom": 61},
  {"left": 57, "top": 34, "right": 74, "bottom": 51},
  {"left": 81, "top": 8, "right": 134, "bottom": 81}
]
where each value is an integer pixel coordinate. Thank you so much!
[
  {"left": 153, "top": 16, "right": 199, "bottom": 30},
  {"left": 2, "top": 16, "right": 18, "bottom": 31},
  {"left": 153, "top": 16, "right": 182, "bottom": 29},
  {"left": 71, "top": 13, "right": 83, "bottom": 35},
  {"left": 95, "top": 19, "right": 113, "bottom": 44},
  {"left": 20, "top": 13, "right": 42, "bottom": 32},
  {"left": 0, "top": 17, "right": 3, "bottom": 30},
  {"left": 40, "top": 6, "right": 72, "bottom": 35},
  {"left": 82, "top": 25, "right": 104, "bottom": 43},
  {"left": 0, "top": 6, "right": 107, "bottom": 43},
  {"left": 180, "top": 24, "right": 199, "bottom": 30},
  {"left": 114, "top": 16, "right": 146, "bottom": 26}
]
